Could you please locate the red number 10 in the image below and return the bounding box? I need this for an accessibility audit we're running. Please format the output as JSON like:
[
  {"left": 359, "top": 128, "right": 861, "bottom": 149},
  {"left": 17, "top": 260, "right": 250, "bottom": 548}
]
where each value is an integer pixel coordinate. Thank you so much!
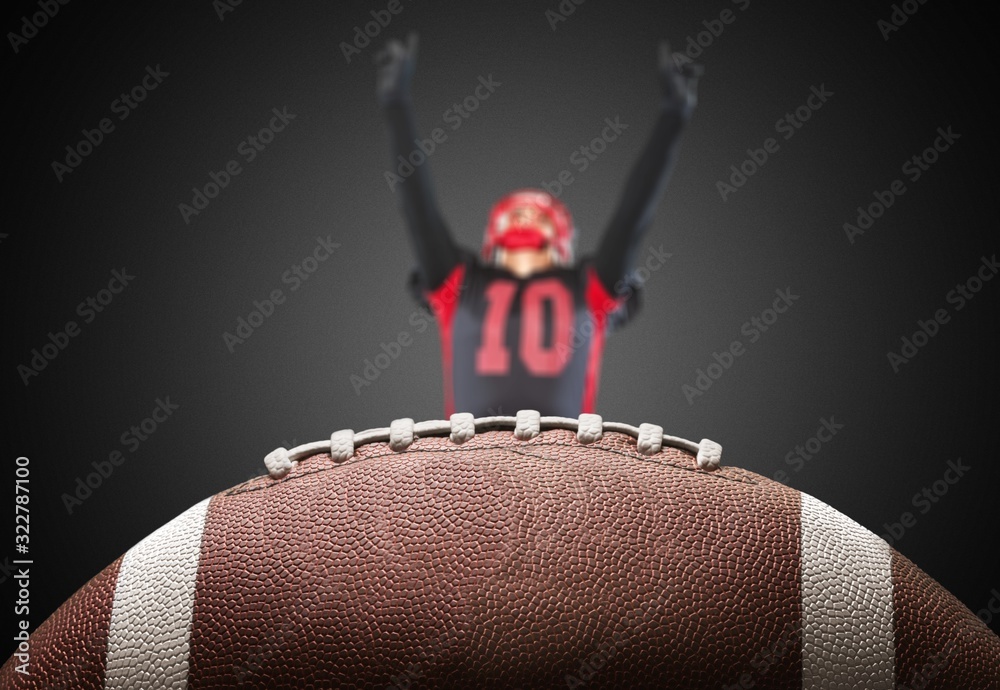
[{"left": 475, "top": 278, "right": 573, "bottom": 377}]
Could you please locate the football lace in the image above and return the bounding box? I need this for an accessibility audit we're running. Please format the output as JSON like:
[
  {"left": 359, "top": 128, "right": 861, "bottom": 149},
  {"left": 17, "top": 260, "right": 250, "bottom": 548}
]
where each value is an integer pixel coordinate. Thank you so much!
[{"left": 264, "top": 410, "right": 722, "bottom": 479}]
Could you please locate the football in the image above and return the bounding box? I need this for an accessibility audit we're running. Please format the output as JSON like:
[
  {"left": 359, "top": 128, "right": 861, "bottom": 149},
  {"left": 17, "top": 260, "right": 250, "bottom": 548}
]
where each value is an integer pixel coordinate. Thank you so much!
[{"left": 3, "top": 411, "right": 997, "bottom": 689}]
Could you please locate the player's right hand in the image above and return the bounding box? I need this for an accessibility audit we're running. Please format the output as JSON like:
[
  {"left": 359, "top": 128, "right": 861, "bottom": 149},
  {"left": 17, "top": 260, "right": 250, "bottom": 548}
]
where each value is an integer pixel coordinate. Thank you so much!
[
  {"left": 658, "top": 40, "right": 702, "bottom": 117},
  {"left": 376, "top": 32, "right": 418, "bottom": 107}
]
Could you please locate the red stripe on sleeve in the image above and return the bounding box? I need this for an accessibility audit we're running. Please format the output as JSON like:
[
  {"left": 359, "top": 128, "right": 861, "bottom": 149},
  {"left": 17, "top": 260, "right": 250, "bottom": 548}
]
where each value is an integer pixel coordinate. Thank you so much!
[
  {"left": 426, "top": 264, "right": 466, "bottom": 417},
  {"left": 581, "top": 266, "right": 625, "bottom": 413}
]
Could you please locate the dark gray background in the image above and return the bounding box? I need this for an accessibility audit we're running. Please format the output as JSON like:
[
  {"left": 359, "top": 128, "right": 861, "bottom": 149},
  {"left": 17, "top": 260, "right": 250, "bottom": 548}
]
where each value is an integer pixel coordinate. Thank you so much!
[{"left": 3, "top": 0, "right": 998, "bottom": 660}]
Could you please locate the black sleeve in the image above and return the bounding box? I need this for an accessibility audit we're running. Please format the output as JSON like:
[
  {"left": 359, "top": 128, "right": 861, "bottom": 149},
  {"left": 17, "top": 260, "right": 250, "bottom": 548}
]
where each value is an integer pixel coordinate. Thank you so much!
[
  {"left": 593, "top": 104, "right": 690, "bottom": 293},
  {"left": 382, "top": 99, "right": 461, "bottom": 291},
  {"left": 606, "top": 279, "right": 642, "bottom": 333}
]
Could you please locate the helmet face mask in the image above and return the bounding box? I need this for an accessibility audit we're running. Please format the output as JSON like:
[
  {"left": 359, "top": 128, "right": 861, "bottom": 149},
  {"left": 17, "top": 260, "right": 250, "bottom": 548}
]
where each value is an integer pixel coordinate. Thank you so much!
[{"left": 483, "top": 189, "right": 575, "bottom": 266}]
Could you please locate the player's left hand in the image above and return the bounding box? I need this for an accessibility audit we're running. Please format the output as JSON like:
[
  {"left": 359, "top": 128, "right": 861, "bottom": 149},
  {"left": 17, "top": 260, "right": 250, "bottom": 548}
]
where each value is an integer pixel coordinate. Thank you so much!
[
  {"left": 658, "top": 40, "right": 702, "bottom": 116},
  {"left": 375, "top": 32, "right": 419, "bottom": 107}
]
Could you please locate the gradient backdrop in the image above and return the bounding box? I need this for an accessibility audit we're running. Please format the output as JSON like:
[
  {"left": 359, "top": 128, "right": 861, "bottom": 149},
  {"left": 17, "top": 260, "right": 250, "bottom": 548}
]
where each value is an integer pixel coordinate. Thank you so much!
[{"left": 3, "top": 0, "right": 998, "bottom": 661}]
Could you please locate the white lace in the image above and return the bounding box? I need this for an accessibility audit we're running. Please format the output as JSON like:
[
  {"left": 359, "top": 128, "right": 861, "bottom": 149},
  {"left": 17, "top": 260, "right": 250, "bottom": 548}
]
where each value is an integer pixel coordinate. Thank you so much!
[{"left": 264, "top": 410, "right": 723, "bottom": 479}]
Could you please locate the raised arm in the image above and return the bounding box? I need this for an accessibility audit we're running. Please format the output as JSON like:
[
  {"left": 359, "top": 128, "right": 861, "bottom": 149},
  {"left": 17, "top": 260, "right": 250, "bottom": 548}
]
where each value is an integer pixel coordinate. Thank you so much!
[
  {"left": 377, "top": 33, "right": 461, "bottom": 291},
  {"left": 593, "top": 41, "right": 701, "bottom": 292}
]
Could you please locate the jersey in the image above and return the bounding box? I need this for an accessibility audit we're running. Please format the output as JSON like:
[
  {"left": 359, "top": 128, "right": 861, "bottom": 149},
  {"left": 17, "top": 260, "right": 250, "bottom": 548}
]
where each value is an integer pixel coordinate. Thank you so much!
[{"left": 421, "top": 256, "right": 637, "bottom": 417}]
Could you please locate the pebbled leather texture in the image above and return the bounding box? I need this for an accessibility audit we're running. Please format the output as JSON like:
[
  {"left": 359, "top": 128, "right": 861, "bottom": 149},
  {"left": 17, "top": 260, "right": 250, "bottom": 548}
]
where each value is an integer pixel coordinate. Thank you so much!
[
  {"left": 104, "top": 498, "right": 210, "bottom": 689},
  {"left": 190, "top": 429, "right": 802, "bottom": 688},
  {"left": 800, "top": 493, "right": 895, "bottom": 688},
  {"left": 0, "top": 556, "right": 122, "bottom": 689},
  {"left": 892, "top": 550, "right": 1000, "bottom": 690},
  {"left": 3, "top": 427, "right": 998, "bottom": 689}
]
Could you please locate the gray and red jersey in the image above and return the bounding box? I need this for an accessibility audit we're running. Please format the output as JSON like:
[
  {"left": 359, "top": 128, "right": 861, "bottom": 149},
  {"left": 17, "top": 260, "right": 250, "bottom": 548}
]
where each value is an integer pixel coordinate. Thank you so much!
[{"left": 424, "top": 257, "right": 637, "bottom": 417}]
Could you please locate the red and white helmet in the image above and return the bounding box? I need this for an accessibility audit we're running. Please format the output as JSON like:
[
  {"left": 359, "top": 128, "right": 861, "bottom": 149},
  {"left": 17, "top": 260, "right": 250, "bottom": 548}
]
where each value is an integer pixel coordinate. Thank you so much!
[{"left": 482, "top": 189, "right": 575, "bottom": 265}]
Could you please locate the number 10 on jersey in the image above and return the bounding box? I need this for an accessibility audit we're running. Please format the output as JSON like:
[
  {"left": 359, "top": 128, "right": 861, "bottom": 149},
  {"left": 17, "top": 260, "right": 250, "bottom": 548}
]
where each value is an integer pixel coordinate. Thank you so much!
[{"left": 475, "top": 278, "right": 574, "bottom": 377}]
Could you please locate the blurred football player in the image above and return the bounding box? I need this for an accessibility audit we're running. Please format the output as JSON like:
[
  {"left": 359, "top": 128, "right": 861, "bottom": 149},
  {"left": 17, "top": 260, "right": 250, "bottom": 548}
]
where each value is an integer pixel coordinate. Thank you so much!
[{"left": 377, "top": 34, "right": 699, "bottom": 417}]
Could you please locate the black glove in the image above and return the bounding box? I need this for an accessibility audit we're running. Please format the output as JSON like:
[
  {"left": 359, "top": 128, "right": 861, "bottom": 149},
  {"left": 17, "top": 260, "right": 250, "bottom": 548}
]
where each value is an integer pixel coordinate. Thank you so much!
[
  {"left": 375, "top": 32, "right": 418, "bottom": 107},
  {"left": 658, "top": 40, "right": 702, "bottom": 116}
]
